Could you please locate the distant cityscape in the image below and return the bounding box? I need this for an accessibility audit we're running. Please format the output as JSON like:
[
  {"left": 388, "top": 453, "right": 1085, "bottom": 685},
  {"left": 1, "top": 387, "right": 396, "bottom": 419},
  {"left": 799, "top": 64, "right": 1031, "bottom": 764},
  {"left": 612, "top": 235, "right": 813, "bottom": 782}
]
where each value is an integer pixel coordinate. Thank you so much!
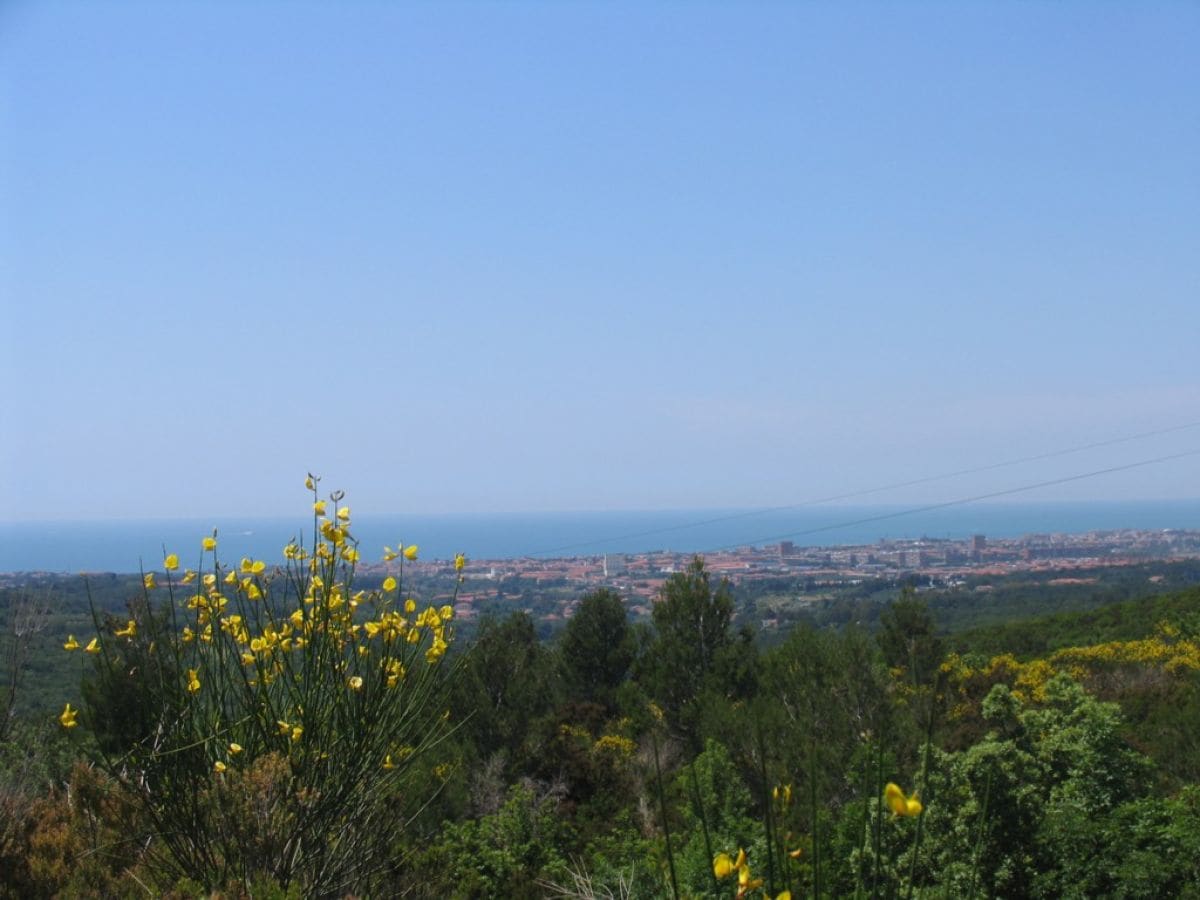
[
  {"left": 387, "top": 527, "right": 1199, "bottom": 622},
  {"left": 9, "top": 526, "right": 1197, "bottom": 630}
]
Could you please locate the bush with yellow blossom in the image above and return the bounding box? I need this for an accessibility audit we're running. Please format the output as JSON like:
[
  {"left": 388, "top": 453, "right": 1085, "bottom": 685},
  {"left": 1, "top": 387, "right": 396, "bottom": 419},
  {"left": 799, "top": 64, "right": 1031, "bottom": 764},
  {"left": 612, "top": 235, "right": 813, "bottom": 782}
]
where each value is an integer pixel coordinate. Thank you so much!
[{"left": 63, "top": 476, "right": 462, "bottom": 895}]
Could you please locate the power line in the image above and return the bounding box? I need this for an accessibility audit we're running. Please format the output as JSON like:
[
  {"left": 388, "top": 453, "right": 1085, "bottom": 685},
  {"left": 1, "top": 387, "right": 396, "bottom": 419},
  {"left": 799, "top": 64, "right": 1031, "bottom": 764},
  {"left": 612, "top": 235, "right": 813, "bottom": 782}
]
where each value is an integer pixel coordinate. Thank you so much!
[
  {"left": 527, "top": 420, "right": 1200, "bottom": 556},
  {"left": 701, "top": 448, "right": 1200, "bottom": 554}
]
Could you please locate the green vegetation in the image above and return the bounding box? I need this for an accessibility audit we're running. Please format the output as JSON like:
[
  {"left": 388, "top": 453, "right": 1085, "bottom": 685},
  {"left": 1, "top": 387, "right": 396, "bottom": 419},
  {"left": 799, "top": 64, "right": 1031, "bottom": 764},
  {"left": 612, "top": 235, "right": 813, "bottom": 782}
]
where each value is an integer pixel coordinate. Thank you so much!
[{"left": 3, "top": 488, "right": 1200, "bottom": 897}]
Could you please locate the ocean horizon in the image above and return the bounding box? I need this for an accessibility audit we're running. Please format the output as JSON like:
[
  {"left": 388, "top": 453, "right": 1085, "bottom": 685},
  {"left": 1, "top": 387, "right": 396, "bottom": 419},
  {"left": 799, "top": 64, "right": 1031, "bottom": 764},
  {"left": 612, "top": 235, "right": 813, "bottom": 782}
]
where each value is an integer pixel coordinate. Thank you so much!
[{"left": 2, "top": 499, "right": 1199, "bottom": 574}]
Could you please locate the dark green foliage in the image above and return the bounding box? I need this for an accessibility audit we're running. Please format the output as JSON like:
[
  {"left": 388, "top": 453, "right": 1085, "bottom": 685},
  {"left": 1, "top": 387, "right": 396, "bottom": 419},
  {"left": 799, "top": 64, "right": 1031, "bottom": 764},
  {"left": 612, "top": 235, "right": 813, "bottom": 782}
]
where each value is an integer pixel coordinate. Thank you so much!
[
  {"left": 1121, "top": 670, "right": 1200, "bottom": 785},
  {"left": 559, "top": 588, "right": 635, "bottom": 711},
  {"left": 919, "top": 677, "right": 1157, "bottom": 898},
  {"left": 82, "top": 603, "right": 187, "bottom": 759},
  {"left": 672, "top": 739, "right": 763, "bottom": 896},
  {"left": 451, "top": 611, "right": 559, "bottom": 769},
  {"left": 953, "top": 584, "right": 1200, "bottom": 659},
  {"left": 642, "top": 558, "right": 747, "bottom": 742},
  {"left": 760, "top": 626, "right": 893, "bottom": 810},
  {"left": 878, "top": 590, "right": 945, "bottom": 686},
  {"left": 524, "top": 700, "right": 639, "bottom": 827},
  {"left": 414, "top": 781, "right": 573, "bottom": 898},
  {"left": 1033, "top": 788, "right": 1200, "bottom": 899}
]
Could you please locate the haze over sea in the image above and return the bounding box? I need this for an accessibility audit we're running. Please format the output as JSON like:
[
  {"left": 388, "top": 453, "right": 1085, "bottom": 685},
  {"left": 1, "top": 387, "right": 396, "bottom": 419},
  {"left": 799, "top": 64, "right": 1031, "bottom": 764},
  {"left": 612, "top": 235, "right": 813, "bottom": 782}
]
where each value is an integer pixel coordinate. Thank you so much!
[{"left": 3, "top": 500, "right": 1199, "bottom": 574}]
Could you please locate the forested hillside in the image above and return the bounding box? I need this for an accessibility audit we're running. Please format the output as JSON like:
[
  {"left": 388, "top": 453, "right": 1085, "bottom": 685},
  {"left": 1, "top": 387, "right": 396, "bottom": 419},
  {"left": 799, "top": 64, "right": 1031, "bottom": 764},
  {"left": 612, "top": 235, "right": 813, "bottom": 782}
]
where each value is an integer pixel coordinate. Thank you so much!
[{"left": 2, "top": 546, "right": 1199, "bottom": 897}]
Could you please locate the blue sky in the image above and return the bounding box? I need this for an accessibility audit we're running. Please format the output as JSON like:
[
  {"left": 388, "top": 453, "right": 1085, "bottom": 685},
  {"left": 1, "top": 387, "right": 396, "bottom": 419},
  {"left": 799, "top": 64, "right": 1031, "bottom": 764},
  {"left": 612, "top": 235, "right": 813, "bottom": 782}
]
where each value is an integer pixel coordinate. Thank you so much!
[{"left": 1, "top": 1, "right": 1197, "bottom": 520}]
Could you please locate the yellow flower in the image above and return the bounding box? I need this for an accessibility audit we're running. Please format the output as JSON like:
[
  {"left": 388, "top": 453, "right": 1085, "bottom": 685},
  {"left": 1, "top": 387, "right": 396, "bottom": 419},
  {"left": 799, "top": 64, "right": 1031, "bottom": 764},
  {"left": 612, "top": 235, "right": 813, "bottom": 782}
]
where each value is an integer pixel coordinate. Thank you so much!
[
  {"left": 383, "top": 546, "right": 398, "bottom": 561},
  {"left": 229, "top": 742, "right": 243, "bottom": 755},
  {"left": 115, "top": 620, "right": 137, "bottom": 638},
  {"left": 203, "top": 536, "right": 217, "bottom": 551},
  {"left": 85, "top": 637, "right": 100, "bottom": 653},
  {"left": 241, "top": 651, "right": 256, "bottom": 665},
  {"left": 455, "top": 552, "right": 466, "bottom": 572},
  {"left": 291, "top": 726, "right": 303, "bottom": 742},
  {"left": 187, "top": 668, "right": 201, "bottom": 694},
  {"left": 404, "top": 597, "right": 417, "bottom": 614},
  {"left": 181, "top": 570, "right": 196, "bottom": 584},
  {"left": 313, "top": 500, "right": 327, "bottom": 516},
  {"left": 164, "top": 553, "right": 179, "bottom": 571},
  {"left": 305, "top": 474, "right": 315, "bottom": 490},
  {"left": 240, "top": 557, "right": 253, "bottom": 573},
  {"left": 382, "top": 576, "right": 397, "bottom": 592},
  {"left": 63, "top": 635, "right": 80, "bottom": 651},
  {"left": 738, "top": 863, "right": 763, "bottom": 893},
  {"left": 251, "top": 559, "right": 266, "bottom": 574},
  {"left": 348, "top": 675, "right": 364, "bottom": 691},
  {"left": 884, "top": 782, "right": 922, "bottom": 817},
  {"left": 143, "top": 572, "right": 157, "bottom": 590},
  {"left": 343, "top": 547, "right": 359, "bottom": 563},
  {"left": 60, "top": 703, "right": 78, "bottom": 728},
  {"left": 337, "top": 506, "right": 351, "bottom": 521},
  {"left": 382, "top": 754, "right": 396, "bottom": 770},
  {"left": 277, "top": 720, "right": 291, "bottom": 735},
  {"left": 214, "top": 760, "right": 227, "bottom": 774},
  {"left": 403, "top": 545, "right": 419, "bottom": 561},
  {"left": 713, "top": 853, "right": 735, "bottom": 880},
  {"left": 777, "top": 893, "right": 792, "bottom": 900}
]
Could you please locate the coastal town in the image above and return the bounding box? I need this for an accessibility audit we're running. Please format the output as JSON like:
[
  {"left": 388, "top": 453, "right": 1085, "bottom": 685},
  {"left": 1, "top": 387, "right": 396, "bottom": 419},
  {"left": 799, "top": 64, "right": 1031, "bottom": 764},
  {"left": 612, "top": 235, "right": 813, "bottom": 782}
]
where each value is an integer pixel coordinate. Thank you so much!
[{"left": 400, "top": 527, "right": 1200, "bottom": 624}]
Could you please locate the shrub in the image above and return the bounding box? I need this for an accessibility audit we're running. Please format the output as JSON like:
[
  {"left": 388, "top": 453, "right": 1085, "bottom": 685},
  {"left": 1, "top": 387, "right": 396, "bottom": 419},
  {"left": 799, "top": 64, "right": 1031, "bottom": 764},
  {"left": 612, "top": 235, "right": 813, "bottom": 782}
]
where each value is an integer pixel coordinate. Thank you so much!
[{"left": 63, "top": 477, "right": 462, "bottom": 895}]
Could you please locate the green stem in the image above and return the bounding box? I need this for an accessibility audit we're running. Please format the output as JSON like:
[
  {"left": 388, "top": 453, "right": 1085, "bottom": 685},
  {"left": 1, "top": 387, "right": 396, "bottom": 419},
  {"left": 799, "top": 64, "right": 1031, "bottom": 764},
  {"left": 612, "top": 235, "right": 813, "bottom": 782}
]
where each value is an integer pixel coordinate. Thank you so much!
[
  {"left": 871, "top": 739, "right": 884, "bottom": 900},
  {"left": 810, "top": 732, "right": 820, "bottom": 900},
  {"left": 854, "top": 741, "right": 872, "bottom": 900},
  {"left": 757, "top": 723, "right": 777, "bottom": 895},
  {"left": 966, "top": 767, "right": 993, "bottom": 900},
  {"left": 905, "top": 675, "right": 942, "bottom": 900},
  {"left": 689, "top": 761, "right": 720, "bottom": 894},
  {"left": 651, "top": 728, "right": 680, "bottom": 900}
]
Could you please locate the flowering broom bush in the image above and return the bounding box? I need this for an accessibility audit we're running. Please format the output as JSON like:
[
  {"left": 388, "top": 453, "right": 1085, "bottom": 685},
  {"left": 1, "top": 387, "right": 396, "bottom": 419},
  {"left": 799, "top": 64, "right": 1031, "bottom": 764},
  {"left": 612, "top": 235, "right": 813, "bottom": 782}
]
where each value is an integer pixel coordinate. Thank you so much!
[{"left": 63, "top": 476, "right": 463, "bottom": 895}]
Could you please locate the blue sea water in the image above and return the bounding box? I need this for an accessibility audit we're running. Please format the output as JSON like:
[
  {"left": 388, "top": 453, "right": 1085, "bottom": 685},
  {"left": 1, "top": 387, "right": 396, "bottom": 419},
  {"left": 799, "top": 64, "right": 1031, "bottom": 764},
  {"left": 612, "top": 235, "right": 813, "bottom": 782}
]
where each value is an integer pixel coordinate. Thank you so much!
[{"left": 3, "top": 500, "right": 1199, "bottom": 574}]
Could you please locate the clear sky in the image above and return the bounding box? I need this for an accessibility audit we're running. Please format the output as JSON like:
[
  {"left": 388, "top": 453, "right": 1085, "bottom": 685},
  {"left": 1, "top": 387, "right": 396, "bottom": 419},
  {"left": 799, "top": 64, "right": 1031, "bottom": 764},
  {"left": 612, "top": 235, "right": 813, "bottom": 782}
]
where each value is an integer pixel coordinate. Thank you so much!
[{"left": 1, "top": 1, "right": 1197, "bottom": 520}]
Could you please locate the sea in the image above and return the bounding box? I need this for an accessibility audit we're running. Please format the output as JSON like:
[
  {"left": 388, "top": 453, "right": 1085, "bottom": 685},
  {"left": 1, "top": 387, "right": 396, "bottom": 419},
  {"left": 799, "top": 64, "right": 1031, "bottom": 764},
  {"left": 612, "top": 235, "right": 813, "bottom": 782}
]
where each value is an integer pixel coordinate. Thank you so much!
[{"left": 3, "top": 500, "right": 1199, "bottom": 574}]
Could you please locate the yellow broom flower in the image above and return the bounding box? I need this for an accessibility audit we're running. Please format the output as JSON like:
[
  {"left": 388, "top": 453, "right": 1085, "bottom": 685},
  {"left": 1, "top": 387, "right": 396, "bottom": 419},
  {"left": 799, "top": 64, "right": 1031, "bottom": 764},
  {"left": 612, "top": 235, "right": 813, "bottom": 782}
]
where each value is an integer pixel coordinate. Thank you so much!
[
  {"left": 713, "top": 853, "right": 735, "bottom": 880},
  {"left": 884, "top": 782, "right": 922, "bottom": 817}
]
